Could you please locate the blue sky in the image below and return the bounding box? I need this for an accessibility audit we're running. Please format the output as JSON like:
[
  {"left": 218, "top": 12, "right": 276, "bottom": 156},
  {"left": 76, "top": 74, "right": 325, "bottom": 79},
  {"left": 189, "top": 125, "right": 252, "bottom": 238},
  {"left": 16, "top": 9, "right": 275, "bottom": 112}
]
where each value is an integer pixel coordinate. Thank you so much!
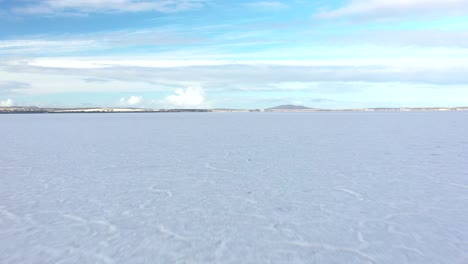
[{"left": 1, "top": 0, "right": 468, "bottom": 109}]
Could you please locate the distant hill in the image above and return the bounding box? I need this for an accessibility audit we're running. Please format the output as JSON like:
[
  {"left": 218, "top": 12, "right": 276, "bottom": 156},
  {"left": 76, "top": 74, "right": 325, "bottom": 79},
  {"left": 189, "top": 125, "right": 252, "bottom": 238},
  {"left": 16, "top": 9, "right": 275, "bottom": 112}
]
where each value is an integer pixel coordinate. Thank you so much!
[{"left": 267, "top": 105, "right": 311, "bottom": 110}]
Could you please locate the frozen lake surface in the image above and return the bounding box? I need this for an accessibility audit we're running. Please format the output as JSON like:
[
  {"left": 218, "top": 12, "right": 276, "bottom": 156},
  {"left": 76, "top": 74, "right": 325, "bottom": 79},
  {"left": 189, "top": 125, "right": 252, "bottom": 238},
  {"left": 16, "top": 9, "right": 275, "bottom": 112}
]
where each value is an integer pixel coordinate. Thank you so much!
[{"left": 1, "top": 112, "right": 468, "bottom": 263}]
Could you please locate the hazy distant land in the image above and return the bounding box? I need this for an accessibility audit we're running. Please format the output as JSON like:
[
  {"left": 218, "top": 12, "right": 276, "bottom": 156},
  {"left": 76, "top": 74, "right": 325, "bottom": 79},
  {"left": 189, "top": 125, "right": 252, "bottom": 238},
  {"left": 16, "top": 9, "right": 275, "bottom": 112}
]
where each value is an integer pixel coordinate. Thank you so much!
[{"left": 1, "top": 104, "right": 468, "bottom": 114}]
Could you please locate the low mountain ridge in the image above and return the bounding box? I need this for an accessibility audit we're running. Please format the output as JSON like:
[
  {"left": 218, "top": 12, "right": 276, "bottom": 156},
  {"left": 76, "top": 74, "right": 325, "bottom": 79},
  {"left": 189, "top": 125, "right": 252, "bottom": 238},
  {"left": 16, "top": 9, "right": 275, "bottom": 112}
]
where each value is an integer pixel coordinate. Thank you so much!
[{"left": 267, "top": 105, "right": 312, "bottom": 110}]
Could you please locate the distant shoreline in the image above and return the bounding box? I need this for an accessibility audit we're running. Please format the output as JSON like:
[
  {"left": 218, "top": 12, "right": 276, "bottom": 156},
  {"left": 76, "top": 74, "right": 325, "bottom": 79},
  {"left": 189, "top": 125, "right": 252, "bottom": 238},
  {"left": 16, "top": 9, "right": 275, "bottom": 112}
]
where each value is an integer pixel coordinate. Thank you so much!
[{"left": 1, "top": 106, "right": 468, "bottom": 114}]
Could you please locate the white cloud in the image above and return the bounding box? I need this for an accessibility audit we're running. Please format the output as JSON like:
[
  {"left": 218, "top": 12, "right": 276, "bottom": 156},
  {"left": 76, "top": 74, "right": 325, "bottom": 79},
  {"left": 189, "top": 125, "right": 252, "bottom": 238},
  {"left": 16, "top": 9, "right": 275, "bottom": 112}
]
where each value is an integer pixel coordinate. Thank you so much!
[
  {"left": 0, "top": 98, "right": 14, "bottom": 107},
  {"left": 165, "top": 87, "right": 205, "bottom": 108},
  {"left": 14, "top": 0, "right": 207, "bottom": 15},
  {"left": 120, "top": 96, "right": 143, "bottom": 106},
  {"left": 317, "top": 0, "right": 468, "bottom": 20}
]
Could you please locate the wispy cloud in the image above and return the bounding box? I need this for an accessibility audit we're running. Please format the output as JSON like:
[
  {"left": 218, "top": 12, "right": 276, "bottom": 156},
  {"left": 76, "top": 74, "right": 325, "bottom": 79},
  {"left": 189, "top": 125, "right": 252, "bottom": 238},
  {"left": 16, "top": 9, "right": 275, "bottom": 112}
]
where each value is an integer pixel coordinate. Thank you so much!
[
  {"left": 247, "top": 1, "right": 288, "bottom": 10},
  {"left": 330, "top": 30, "right": 468, "bottom": 48},
  {"left": 0, "top": 39, "right": 101, "bottom": 56},
  {"left": 317, "top": 0, "right": 468, "bottom": 20},
  {"left": 3, "top": 24, "right": 468, "bottom": 60},
  {"left": 0, "top": 29, "right": 204, "bottom": 56},
  {"left": 13, "top": 0, "right": 207, "bottom": 15},
  {"left": 83, "top": 78, "right": 111, "bottom": 83}
]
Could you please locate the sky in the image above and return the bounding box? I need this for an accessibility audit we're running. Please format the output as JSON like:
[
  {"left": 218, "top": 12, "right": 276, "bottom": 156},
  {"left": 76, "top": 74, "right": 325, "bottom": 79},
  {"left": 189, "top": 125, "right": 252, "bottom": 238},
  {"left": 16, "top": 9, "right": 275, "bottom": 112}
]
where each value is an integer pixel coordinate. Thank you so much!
[{"left": 1, "top": 0, "right": 468, "bottom": 109}]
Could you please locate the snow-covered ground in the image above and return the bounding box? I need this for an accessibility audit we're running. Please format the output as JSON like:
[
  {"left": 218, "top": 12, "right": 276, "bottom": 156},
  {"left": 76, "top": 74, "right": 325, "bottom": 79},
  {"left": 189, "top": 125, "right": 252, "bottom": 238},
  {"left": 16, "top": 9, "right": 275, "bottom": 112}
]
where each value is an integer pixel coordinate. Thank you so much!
[{"left": 1, "top": 112, "right": 467, "bottom": 264}]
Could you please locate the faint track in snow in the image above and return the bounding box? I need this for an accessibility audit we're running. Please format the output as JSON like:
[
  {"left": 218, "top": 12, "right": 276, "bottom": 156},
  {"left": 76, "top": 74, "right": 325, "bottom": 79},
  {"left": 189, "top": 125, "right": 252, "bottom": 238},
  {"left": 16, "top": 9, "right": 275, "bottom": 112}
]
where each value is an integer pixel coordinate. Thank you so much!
[
  {"left": 265, "top": 223, "right": 304, "bottom": 241},
  {"left": 138, "top": 199, "right": 151, "bottom": 209},
  {"left": 383, "top": 212, "right": 421, "bottom": 221},
  {"left": 396, "top": 245, "right": 425, "bottom": 257},
  {"left": 148, "top": 186, "right": 173, "bottom": 200},
  {"left": 314, "top": 203, "right": 356, "bottom": 221},
  {"left": 64, "top": 214, "right": 118, "bottom": 236},
  {"left": 356, "top": 218, "right": 415, "bottom": 249},
  {"left": 91, "top": 253, "right": 115, "bottom": 264},
  {"left": 0, "top": 206, "right": 20, "bottom": 221},
  {"left": 0, "top": 206, "right": 31, "bottom": 233},
  {"left": 230, "top": 195, "right": 258, "bottom": 205},
  {"left": 54, "top": 213, "right": 117, "bottom": 235},
  {"left": 450, "top": 183, "right": 468, "bottom": 189},
  {"left": 359, "top": 214, "right": 416, "bottom": 239},
  {"left": 90, "top": 220, "right": 118, "bottom": 234},
  {"left": 286, "top": 240, "right": 376, "bottom": 264},
  {"left": 56, "top": 251, "right": 115, "bottom": 264},
  {"left": 357, "top": 230, "right": 369, "bottom": 248},
  {"left": 62, "top": 214, "right": 88, "bottom": 225},
  {"left": 212, "top": 194, "right": 258, "bottom": 205},
  {"left": 204, "top": 162, "right": 244, "bottom": 175},
  {"left": 214, "top": 239, "right": 229, "bottom": 261},
  {"left": 157, "top": 224, "right": 189, "bottom": 241},
  {"left": 333, "top": 188, "right": 365, "bottom": 201}
]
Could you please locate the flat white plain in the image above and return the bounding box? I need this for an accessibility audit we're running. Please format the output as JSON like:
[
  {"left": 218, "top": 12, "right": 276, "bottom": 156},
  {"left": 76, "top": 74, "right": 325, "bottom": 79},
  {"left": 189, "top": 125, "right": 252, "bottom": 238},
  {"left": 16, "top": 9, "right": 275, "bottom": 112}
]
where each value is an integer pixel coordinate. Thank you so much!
[{"left": 1, "top": 112, "right": 467, "bottom": 263}]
